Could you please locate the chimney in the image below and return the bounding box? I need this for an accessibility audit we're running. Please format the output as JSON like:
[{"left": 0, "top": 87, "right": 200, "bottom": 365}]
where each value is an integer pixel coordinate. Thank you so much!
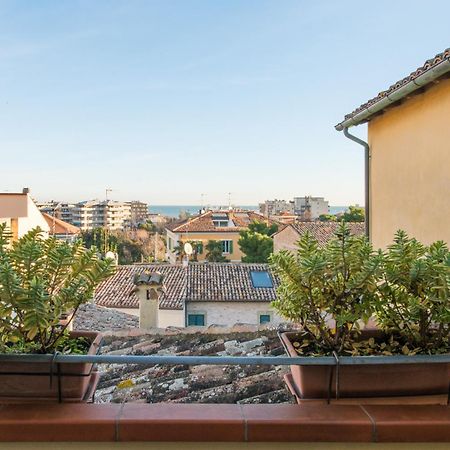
[
  {"left": 22, "top": 187, "right": 30, "bottom": 194},
  {"left": 131, "top": 272, "right": 165, "bottom": 329}
]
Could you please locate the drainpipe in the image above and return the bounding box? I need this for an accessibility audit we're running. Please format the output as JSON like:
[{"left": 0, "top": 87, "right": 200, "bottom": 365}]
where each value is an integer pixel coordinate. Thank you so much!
[{"left": 343, "top": 127, "right": 370, "bottom": 239}]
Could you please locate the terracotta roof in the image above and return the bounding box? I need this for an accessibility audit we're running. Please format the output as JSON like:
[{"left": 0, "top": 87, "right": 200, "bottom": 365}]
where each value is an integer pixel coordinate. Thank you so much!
[
  {"left": 42, "top": 213, "right": 80, "bottom": 235},
  {"left": 287, "top": 221, "right": 365, "bottom": 246},
  {"left": 166, "top": 210, "right": 275, "bottom": 233},
  {"left": 94, "top": 263, "right": 278, "bottom": 310},
  {"left": 336, "top": 48, "right": 450, "bottom": 130}
]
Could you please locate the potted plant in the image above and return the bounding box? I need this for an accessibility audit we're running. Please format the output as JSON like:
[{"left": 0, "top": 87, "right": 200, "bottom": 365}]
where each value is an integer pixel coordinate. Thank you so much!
[
  {"left": 270, "top": 223, "right": 449, "bottom": 404},
  {"left": 0, "top": 225, "right": 116, "bottom": 402}
]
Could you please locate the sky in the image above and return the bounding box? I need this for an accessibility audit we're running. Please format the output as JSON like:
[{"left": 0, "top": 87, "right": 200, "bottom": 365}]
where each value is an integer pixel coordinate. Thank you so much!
[{"left": 1, "top": 0, "right": 450, "bottom": 206}]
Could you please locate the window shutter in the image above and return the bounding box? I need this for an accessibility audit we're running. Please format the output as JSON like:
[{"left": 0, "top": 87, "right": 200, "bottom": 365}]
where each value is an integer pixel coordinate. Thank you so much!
[
  {"left": 198, "top": 242, "right": 203, "bottom": 254},
  {"left": 229, "top": 240, "right": 233, "bottom": 254}
]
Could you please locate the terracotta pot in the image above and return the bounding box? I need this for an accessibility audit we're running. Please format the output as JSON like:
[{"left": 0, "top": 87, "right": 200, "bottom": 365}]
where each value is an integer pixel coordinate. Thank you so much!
[
  {"left": 280, "top": 331, "right": 450, "bottom": 403},
  {"left": 0, "top": 331, "right": 102, "bottom": 403}
]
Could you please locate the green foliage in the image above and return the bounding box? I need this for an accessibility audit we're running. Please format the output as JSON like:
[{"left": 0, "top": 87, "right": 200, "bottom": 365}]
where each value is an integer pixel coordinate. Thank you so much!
[
  {"left": 375, "top": 231, "right": 450, "bottom": 352},
  {"left": 81, "top": 228, "right": 152, "bottom": 264},
  {"left": 270, "top": 222, "right": 383, "bottom": 353},
  {"left": 319, "top": 214, "right": 337, "bottom": 222},
  {"left": 205, "top": 240, "right": 229, "bottom": 262},
  {"left": 271, "top": 223, "right": 450, "bottom": 356},
  {"left": 0, "top": 224, "right": 115, "bottom": 354},
  {"left": 342, "top": 205, "right": 365, "bottom": 222},
  {"left": 238, "top": 220, "right": 279, "bottom": 263}
]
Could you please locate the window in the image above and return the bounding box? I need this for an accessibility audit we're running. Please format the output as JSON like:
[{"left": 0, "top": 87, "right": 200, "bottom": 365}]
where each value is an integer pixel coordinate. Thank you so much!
[
  {"left": 221, "top": 240, "right": 233, "bottom": 254},
  {"left": 250, "top": 271, "right": 273, "bottom": 288},
  {"left": 187, "top": 314, "right": 205, "bottom": 326},
  {"left": 213, "top": 220, "right": 229, "bottom": 227},
  {"left": 259, "top": 314, "right": 271, "bottom": 324}
]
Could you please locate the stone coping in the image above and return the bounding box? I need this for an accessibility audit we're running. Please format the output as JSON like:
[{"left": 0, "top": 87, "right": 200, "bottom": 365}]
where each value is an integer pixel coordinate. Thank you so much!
[{"left": 0, "top": 403, "right": 449, "bottom": 442}]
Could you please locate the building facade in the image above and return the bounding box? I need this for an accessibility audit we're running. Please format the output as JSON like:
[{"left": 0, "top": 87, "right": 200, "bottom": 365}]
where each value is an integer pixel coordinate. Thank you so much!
[
  {"left": 0, "top": 188, "right": 50, "bottom": 240},
  {"left": 293, "top": 196, "right": 329, "bottom": 220},
  {"left": 259, "top": 199, "right": 294, "bottom": 217},
  {"left": 165, "top": 210, "right": 276, "bottom": 263},
  {"left": 128, "top": 201, "right": 149, "bottom": 225},
  {"left": 336, "top": 48, "right": 450, "bottom": 248},
  {"left": 72, "top": 200, "right": 131, "bottom": 230}
]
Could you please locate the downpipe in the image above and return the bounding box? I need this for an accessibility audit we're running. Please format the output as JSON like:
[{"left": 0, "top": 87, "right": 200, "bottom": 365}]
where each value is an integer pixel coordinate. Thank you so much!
[{"left": 343, "top": 127, "right": 370, "bottom": 239}]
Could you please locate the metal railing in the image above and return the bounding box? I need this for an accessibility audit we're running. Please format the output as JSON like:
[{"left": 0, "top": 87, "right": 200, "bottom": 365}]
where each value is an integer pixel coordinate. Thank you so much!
[{"left": 1, "top": 353, "right": 450, "bottom": 366}]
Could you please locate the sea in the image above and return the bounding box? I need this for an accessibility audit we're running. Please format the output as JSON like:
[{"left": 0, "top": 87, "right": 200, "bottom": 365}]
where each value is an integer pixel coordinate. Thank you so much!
[{"left": 148, "top": 205, "right": 349, "bottom": 218}]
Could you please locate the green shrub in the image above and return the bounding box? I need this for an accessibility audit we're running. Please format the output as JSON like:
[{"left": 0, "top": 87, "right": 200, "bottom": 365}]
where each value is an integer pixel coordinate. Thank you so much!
[{"left": 0, "top": 224, "right": 116, "bottom": 354}]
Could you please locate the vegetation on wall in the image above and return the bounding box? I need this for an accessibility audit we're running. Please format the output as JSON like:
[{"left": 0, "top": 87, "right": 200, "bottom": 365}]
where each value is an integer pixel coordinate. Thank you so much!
[{"left": 238, "top": 220, "right": 279, "bottom": 263}]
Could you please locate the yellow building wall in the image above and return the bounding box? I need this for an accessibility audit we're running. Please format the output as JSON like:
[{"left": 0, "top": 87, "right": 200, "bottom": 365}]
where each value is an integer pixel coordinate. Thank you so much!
[
  {"left": 368, "top": 78, "right": 450, "bottom": 249},
  {"left": 176, "top": 232, "right": 244, "bottom": 262}
]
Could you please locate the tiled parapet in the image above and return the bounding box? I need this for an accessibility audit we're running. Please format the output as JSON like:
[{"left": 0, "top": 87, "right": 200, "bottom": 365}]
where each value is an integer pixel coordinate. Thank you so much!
[{"left": 0, "top": 403, "right": 449, "bottom": 443}]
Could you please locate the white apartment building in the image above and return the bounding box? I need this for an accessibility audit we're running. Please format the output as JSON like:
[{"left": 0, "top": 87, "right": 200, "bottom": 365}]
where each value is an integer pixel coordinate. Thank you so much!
[
  {"left": 294, "top": 196, "right": 329, "bottom": 220},
  {"left": 72, "top": 200, "right": 131, "bottom": 230},
  {"left": 259, "top": 199, "right": 294, "bottom": 217}
]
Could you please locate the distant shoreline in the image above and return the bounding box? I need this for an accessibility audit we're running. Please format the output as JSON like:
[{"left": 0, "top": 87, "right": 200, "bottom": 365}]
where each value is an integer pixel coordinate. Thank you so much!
[{"left": 148, "top": 205, "right": 349, "bottom": 218}]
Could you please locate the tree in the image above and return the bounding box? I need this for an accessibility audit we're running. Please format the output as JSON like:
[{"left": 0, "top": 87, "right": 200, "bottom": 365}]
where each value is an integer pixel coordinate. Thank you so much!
[
  {"left": 319, "top": 214, "right": 337, "bottom": 222},
  {"left": 342, "top": 205, "right": 365, "bottom": 222},
  {"left": 238, "top": 220, "right": 279, "bottom": 263},
  {"left": 205, "top": 240, "right": 228, "bottom": 262}
]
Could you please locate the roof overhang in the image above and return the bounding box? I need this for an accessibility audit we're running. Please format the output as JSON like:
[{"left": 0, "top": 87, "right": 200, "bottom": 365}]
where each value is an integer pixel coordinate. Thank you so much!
[{"left": 335, "top": 50, "right": 450, "bottom": 131}]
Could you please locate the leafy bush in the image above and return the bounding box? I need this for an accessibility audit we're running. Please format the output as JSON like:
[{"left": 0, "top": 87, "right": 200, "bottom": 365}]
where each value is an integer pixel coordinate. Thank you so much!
[
  {"left": 270, "top": 223, "right": 450, "bottom": 356},
  {"left": 270, "top": 222, "right": 382, "bottom": 353},
  {"left": 375, "top": 231, "right": 450, "bottom": 353},
  {"left": 0, "top": 224, "right": 116, "bottom": 354},
  {"left": 239, "top": 220, "right": 279, "bottom": 263}
]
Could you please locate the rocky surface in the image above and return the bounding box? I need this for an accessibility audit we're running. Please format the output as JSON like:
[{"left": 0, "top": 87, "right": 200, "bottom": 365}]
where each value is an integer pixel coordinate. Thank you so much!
[
  {"left": 74, "top": 303, "right": 139, "bottom": 332},
  {"left": 94, "top": 329, "right": 294, "bottom": 404}
]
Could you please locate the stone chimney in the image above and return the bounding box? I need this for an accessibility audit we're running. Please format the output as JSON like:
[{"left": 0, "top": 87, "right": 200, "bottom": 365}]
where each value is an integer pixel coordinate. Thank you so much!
[{"left": 131, "top": 272, "right": 165, "bottom": 329}]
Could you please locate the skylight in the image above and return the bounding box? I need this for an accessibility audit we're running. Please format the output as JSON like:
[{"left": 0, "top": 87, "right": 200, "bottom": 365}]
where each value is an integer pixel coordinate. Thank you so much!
[{"left": 250, "top": 271, "right": 273, "bottom": 288}]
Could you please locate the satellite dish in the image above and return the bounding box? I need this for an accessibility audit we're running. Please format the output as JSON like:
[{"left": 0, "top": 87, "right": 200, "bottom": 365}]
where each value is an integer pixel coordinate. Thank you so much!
[
  {"left": 184, "top": 242, "right": 193, "bottom": 256},
  {"left": 105, "top": 251, "right": 117, "bottom": 262}
]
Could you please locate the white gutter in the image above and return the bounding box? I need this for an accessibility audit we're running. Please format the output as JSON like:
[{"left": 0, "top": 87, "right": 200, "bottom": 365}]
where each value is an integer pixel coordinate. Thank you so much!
[{"left": 335, "top": 57, "right": 450, "bottom": 131}]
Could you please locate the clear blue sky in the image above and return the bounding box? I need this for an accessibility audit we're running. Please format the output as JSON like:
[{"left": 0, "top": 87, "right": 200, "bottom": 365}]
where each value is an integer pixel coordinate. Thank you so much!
[{"left": 1, "top": 1, "right": 449, "bottom": 206}]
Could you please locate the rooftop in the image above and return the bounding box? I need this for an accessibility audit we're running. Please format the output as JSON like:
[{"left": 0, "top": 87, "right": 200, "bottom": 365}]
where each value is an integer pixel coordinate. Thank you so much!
[
  {"left": 336, "top": 48, "right": 450, "bottom": 130},
  {"left": 273, "top": 221, "right": 365, "bottom": 246},
  {"left": 166, "top": 210, "right": 275, "bottom": 233},
  {"left": 95, "top": 263, "right": 278, "bottom": 310},
  {"left": 42, "top": 213, "right": 80, "bottom": 235}
]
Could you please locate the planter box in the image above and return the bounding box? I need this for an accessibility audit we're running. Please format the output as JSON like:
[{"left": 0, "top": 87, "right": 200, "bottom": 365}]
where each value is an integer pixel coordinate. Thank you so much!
[
  {"left": 280, "top": 331, "right": 450, "bottom": 404},
  {"left": 0, "top": 331, "right": 102, "bottom": 403}
]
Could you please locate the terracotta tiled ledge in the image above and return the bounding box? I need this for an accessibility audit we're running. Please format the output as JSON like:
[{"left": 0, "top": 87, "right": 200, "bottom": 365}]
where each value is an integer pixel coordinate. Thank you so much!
[{"left": 0, "top": 403, "right": 449, "bottom": 442}]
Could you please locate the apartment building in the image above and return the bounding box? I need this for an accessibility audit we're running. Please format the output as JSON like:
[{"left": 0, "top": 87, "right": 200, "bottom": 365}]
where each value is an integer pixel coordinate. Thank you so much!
[
  {"left": 128, "top": 201, "right": 149, "bottom": 225},
  {"left": 72, "top": 200, "right": 131, "bottom": 230},
  {"left": 293, "top": 196, "right": 329, "bottom": 220},
  {"left": 259, "top": 199, "right": 294, "bottom": 217},
  {"left": 37, "top": 201, "right": 75, "bottom": 224}
]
